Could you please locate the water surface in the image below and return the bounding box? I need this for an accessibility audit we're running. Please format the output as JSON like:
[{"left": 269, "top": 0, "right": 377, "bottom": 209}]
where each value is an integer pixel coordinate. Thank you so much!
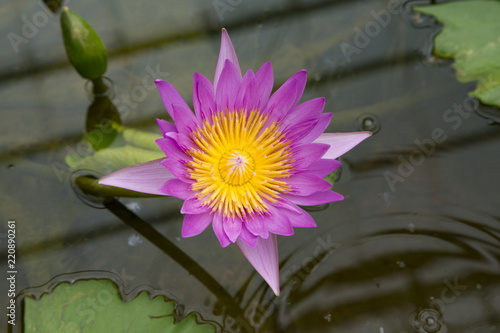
[{"left": 1, "top": 0, "right": 499, "bottom": 332}]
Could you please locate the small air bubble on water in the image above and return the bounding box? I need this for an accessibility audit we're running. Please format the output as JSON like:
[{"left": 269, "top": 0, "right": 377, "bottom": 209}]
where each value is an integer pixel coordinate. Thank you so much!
[
  {"left": 357, "top": 113, "right": 380, "bottom": 134},
  {"left": 126, "top": 201, "right": 141, "bottom": 213},
  {"left": 128, "top": 234, "right": 142, "bottom": 246}
]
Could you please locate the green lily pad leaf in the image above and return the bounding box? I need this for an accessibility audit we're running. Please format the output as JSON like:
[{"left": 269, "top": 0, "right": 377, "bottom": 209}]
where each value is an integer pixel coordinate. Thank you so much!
[
  {"left": 68, "top": 145, "right": 164, "bottom": 175},
  {"left": 66, "top": 126, "right": 164, "bottom": 175},
  {"left": 24, "top": 279, "right": 216, "bottom": 333},
  {"left": 414, "top": 0, "right": 500, "bottom": 107},
  {"left": 120, "top": 127, "right": 164, "bottom": 151}
]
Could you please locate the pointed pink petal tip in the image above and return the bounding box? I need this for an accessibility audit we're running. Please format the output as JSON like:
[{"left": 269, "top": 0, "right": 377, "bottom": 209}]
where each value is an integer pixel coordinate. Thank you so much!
[
  {"left": 313, "top": 131, "right": 372, "bottom": 159},
  {"left": 98, "top": 159, "right": 175, "bottom": 196},
  {"left": 214, "top": 28, "right": 242, "bottom": 92},
  {"left": 237, "top": 234, "right": 280, "bottom": 295}
]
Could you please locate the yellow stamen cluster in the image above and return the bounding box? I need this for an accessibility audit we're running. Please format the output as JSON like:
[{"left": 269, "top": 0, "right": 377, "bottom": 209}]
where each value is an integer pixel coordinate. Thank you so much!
[{"left": 187, "top": 110, "right": 293, "bottom": 218}]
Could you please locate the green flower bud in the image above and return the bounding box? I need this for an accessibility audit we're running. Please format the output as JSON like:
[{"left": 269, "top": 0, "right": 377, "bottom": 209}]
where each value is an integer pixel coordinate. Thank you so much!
[{"left": 60, "top": 7, "right": 107, "bottom": 80}]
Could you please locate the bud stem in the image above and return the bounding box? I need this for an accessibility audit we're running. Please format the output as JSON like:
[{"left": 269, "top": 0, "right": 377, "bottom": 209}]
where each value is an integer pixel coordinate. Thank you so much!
[{"left": 91, "top": 77, "right": 108, "bottom": 95}]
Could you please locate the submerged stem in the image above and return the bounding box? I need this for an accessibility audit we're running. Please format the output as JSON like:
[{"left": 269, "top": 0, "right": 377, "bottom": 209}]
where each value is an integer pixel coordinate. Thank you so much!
[
  {"left": 92, "top": 76, "right": 108, "bottom": 95},
  {"left": 103, "top": 198, "right": 254, "bottom": 332}
]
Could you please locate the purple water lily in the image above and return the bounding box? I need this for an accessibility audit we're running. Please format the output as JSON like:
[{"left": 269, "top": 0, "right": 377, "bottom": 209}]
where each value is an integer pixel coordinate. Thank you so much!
[{"left": 99, "top": 29, "right": 370, "bottom": 295}]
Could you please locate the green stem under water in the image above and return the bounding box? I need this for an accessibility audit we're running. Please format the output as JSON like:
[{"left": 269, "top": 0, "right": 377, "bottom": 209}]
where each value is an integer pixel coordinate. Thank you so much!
[
  {"left": 103, "top": 198, "right": 254, "bottom": 332},
  {"left": 92, "top": 76, "right": 108, "bottom": 95}
]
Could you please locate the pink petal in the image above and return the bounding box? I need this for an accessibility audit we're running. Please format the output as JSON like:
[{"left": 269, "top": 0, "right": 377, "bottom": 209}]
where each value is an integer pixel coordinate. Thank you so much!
[
  {"left": 293, "top": 143, "right": 330, "bottom": 169},
  {"left": 182, "top": 212, "right": 212, "bottom": 238},
  {"left": 285, "top": 118, "right": 319, "bottom": 144},
  {"left": 280, "top": 205, "right": 317, "bottom": 228},
  {"left": 313, "top": 132, "right": 371, "bottom": 159},
  {"left": 265, "top": 205, "right": 294, "bottom": 236},
  {"left": 237, "top": 234, "right": 280, "bottom": 295},
  {"left": 156, "top": 118, "right": 177, "bottom": 136},
  {"left": 223, "top": 216, "right": 243, "bottom": 243},
  {"left": 155, "top": 137, "right": 188, "bottom": 159},
  {"left": 254, "top": 62, "right": 273, "bottom": 107},
  {"left": 154, "top": 79, "right": 192, "bottom": 122},
  {"left": 172, "top": 104, "right": 198, "bottom": 134},
  {"left": 98, "top": 158, "right": 174, "bottom": 195},
  {"left": 213, "top": 213, "right": 231, "bottom": 247},
  {"left": 215, "top": 59, "right": 240, "bottom": 111},
  {"left": 165, "top": 132, "right": 196, "bottom": 152},
  {"left": 282, "top": 190, "right": 344, "bottom": 206},
  {"left": 214, "top": 28, "right": 242, "bottom": 92},
  {"left": 155, "top": 137, "right": 194, "bottom": 182},
  {"left": 285, "top": 173, "right": 332, "bottom": 196},
  {"left": 245, "top": 214, "right": 269, "bottom": 239},
  {"left": 180, "top": 197, "right": 210, "bottom": 214},
  {"left": 159, "top": 178, "right": 192, "bottom": 199},
  {"left": 299, "top": 112, "right": 332, "bottom": 144},
  {"left": 282, "top": 97, "right": 325, "bottom": 128},
  {"left": 272, "top": 198, "right": 302, "bottom": 213},
  {"left": 235, "top": 69, "right": 258, "bottom": 111},
  {"left": 307, "top": 159, "right": 342, "bottom": 177},
  {"left": 160, "top": 159, "right": 192, "bottom": 183},
  {"left": 193, "top": 73, "right": 216, "bottom": 121},
  {"left": 263, "top": 70, "right": 307, "bottom": 123},
  {"left": 238, "top": 224, "right": 259, "bottom": 248}
]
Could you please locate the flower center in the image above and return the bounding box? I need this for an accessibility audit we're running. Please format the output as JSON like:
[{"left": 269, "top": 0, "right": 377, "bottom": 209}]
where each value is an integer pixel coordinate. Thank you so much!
[
  {"left": 219, "top": 150, "right": 255, "bottom": 185},
  {"left": 186, "top": 110, "right": 293, "bottom": 218}
]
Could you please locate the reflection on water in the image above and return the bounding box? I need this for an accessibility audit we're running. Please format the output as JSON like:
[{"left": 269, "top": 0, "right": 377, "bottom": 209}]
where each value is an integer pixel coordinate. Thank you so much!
[
  {"left": 1, "top": 0, "right": 499, "bottom": 332},
  {"left": 270, "top": 209, "right": 500, "bottom": 332}
]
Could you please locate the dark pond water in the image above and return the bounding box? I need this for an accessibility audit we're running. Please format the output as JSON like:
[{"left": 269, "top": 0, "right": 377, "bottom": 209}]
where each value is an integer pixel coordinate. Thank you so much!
[{"left": 1, "top": 0, "right": 500, "bottom": 332}]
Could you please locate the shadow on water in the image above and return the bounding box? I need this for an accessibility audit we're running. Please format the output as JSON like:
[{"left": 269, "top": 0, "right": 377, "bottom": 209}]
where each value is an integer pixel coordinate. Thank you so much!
[{"left": 267, "top": 210, "right": 500, "bottom": 332}]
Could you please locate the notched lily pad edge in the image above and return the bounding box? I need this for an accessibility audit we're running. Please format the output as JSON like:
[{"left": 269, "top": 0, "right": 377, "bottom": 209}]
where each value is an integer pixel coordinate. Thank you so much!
[
  {"left": 413, "top": 2, "right": 500, "bottom": 110},
  {"left": 20, "top": 271, "right": 219, "bottom": 331}
]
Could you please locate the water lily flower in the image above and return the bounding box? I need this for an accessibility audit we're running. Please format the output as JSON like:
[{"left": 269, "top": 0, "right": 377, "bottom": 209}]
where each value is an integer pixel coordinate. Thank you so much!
[{"left": 99, "top": 29, "right": 370, "bottom": 295}]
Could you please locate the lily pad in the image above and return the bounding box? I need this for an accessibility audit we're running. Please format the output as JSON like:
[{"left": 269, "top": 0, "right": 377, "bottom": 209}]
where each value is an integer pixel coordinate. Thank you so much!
[
  {"left": 415, "top": 0, "right": 500, "bottom": 107},
  {"left": 66, "top": 126, "right": 164, "bottom": 175},
  {"left": 24, "top": 279, "right": 216, "bottom": 333}
]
